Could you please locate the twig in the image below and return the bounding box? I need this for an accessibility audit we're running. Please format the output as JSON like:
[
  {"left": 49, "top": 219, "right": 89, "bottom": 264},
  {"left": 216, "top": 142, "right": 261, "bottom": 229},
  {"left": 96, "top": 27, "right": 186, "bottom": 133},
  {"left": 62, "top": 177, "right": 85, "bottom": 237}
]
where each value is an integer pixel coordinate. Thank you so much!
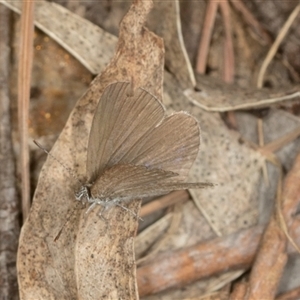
[
  {"left": 220, "top": 0, "right": 237, "bottom": 129},
  {"left": 137, "top": 212, "right": 300, "bottom": 298},
  {"left": 196, "top": 0, "right": 218, "bottom": 74},
  {"left": 257, "top": 117, "right": 269, "bottom": 186},
  {"left": 229, "top": 0, "right": 272, "bottom": 44},
  {"left": 220, "top": 0, "right": 234, "bottom": 83},
  {"left": 261, "top": 125, "right": 300, "bottom": 153},
  {"left": 196, "top": 0, "right": 235, "bottom": 83},
  {"left": 245, "top": 150, "right": 300, "bottom": 299},
  {"left": 245, "top": 217, "right": 288, "bottom": 300},
  {"left": 140, "top": 190, "right": 189, "bottom": 217},
  {"left": 257, "top": 4, "right": 300, "bottom": 88},
  {"left": 18, "top": 0, "right": 35, "bottom": 221},
  {"left": 279, "top": 153, "right": 300, "bottom": 253},
  {"left": 137, "top": 226, "right": 264, "bottom": 297}
]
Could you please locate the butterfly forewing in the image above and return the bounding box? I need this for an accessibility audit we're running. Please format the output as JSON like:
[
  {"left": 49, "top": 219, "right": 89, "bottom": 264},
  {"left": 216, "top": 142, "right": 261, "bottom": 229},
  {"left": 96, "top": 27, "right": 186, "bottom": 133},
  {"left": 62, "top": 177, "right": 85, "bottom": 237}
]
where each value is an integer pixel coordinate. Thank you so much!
[
  {"left": 87, "top": 82, "right": 200, "bottom": 184},
  {"left": 87, "top": 82, "right": 165, "bottom": 182}
]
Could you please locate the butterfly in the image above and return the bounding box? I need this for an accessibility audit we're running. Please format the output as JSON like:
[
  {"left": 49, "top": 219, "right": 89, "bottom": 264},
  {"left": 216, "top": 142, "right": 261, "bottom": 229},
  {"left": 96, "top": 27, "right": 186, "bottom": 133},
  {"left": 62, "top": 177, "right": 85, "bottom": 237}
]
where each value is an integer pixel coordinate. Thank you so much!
[{"left": 74, "top": 82, "right": 213, "bottom": 216}]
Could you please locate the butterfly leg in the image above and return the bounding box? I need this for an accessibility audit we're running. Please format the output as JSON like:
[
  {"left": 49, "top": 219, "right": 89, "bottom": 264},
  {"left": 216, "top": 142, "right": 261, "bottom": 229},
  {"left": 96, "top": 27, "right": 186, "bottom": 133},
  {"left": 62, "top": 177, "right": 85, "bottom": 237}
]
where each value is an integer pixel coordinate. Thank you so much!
[
  {"left": 85, "top": 202, "right": 97, "bottom": 214},
  {"left": 98, "top": 205, "right": 109, "bottom": 221}
]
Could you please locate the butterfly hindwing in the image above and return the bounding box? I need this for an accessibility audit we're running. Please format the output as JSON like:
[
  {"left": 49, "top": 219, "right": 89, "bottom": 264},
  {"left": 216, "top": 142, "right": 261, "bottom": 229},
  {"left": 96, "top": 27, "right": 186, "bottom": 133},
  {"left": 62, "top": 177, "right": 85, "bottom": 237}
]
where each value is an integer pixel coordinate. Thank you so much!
[
  {"left": 90, "top": 164, "right": 213, "bottom": 201},
  {"left": 109, "top": 182, "right": 214, "bottom": 200},
  {"left": 90, "top": 164, "right": 178, "bottom": 199}
]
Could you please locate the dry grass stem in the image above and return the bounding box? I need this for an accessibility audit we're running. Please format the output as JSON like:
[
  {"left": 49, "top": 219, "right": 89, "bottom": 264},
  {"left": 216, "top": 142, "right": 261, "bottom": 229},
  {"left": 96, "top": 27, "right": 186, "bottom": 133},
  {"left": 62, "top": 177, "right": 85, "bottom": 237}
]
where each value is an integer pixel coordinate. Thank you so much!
[
  {"left": 220, "top": 0, "right": 234, "bottom": 83},
  {"left": 257, "top": 4, "right": 300, "bottom": 88},
  {"left": 229, "top": 0, "right": 271, "bottom": 44},
  {"left": 18, "top": 0, "right": 34, "bottom": 221},
  {"left": 262, "top": 125, "right": 300, "bottom": 153},
  {"left": 196, "top": 0, "right": 218, "bottom": 74}
]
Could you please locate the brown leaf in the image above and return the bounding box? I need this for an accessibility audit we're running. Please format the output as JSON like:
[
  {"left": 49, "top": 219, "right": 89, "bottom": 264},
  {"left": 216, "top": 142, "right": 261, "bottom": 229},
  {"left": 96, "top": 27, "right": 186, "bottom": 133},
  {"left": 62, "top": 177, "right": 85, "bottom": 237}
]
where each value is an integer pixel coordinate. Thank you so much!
[
  {"left": 184, "top": 74, "right": 300, "bottom": 112},
  {"left": 1, "top": 0, "right": 117, "bottom": 74},
  {"left": 17, "top": 1, "right": 165, "bottom": 299}
]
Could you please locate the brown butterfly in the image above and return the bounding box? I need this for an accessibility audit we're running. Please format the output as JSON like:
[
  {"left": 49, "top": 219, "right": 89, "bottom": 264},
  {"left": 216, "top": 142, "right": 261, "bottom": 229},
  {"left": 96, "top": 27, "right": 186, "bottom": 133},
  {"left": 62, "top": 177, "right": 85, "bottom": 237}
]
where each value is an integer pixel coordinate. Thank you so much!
[{"left": 73, "top": 82, "right": 213, "bottom": 216}]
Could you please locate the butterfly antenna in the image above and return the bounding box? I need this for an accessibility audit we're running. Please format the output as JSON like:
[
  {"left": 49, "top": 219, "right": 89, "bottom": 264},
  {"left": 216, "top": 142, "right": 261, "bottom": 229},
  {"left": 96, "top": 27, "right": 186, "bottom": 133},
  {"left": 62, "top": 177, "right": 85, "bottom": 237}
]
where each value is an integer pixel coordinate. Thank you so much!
[{"left": 33, "top": 140, "right": 82, "bottom": 184}]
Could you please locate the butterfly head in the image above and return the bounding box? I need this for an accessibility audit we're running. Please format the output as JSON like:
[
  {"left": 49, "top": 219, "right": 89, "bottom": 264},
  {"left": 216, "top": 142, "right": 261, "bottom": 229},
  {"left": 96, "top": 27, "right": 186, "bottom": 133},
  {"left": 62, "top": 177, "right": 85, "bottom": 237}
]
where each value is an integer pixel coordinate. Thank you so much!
[{"left": 75, "top": 184, "right": 91, "bottom": 203}]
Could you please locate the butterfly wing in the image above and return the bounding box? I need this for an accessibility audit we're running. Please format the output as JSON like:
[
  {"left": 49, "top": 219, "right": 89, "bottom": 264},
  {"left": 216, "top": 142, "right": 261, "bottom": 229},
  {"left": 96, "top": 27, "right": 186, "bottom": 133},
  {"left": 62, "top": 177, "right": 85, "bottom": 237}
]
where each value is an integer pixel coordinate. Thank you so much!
[
  {"left": 126, "top": 112, "right": 200, "bottom": 180},
  {"left": 90, "top": 164, "right": 213, "bottom": 201},
  {"left": 87, "top": 82, "right": 200, "bottom": 182},
  {"left": 90, "top": 164, "right": 178, "bottom": 198},
  {"left": 109, "top": 182, "right": 213, "bottom": 200},
  {"left": 87, "top": 82, "right": 165, "bottom": 182}
]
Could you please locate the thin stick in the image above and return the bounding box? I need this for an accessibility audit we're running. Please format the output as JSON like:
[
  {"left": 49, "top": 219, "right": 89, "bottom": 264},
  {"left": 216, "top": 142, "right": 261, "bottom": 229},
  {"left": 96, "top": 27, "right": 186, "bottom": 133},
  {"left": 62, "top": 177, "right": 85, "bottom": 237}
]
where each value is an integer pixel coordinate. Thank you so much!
[
  {"left": 137, "top": 225, "right": 264, "bottom": 297},
  {"left": 18, "top": 0, "right": 34, "bottom": 221},
  {"left": 257, "top": 4, "right": 300, "bottom": 88},
  {"left": 220, "top": 0, "right": 236, "bottom": 129},
  {"left": 229, "top": 0, "right": 271, "bottom": 44},
  {"left": 220, "top": 0, "right": 234, "bottom": 83},
  {"left": 246, "top": 151, "right": 300, "bottom": 299},
  {"left": 261, "top": 125, "right": 300, "bottom": 153},
  {"left": 140, "top": 190, "right": 189, "bottom": 217},
  {"left": 196, "top": 0, "right": 218, "bottom": 74}
]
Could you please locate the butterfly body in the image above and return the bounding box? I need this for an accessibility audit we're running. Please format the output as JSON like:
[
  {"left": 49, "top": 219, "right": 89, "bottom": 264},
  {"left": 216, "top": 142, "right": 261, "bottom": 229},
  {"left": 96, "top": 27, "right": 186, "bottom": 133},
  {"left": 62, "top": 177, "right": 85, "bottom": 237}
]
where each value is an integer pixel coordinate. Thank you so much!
[{"left": 75, "top": 184, "right": 125, "bottom": 216}]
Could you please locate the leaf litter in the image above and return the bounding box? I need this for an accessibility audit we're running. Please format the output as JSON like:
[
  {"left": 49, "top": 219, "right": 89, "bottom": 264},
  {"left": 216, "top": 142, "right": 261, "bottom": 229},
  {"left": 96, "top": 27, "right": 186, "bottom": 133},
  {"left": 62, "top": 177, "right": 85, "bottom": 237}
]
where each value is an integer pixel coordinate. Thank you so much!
[{"left": 5, "top": 0, "right": 300, "bottom": 299}]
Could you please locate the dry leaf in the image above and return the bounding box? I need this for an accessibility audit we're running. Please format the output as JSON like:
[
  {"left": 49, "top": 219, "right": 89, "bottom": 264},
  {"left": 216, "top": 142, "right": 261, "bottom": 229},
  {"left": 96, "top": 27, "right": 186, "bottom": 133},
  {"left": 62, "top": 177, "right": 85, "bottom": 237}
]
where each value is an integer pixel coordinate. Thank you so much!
[
  {"left": 17, "top": 1, "right": 165, "bottom": 299},
  {"left": 1, "top": 0, "right": 117, "bottom": 74},
  {"left": 184, "top": 74, "right": 300, "bottom": 112}
]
